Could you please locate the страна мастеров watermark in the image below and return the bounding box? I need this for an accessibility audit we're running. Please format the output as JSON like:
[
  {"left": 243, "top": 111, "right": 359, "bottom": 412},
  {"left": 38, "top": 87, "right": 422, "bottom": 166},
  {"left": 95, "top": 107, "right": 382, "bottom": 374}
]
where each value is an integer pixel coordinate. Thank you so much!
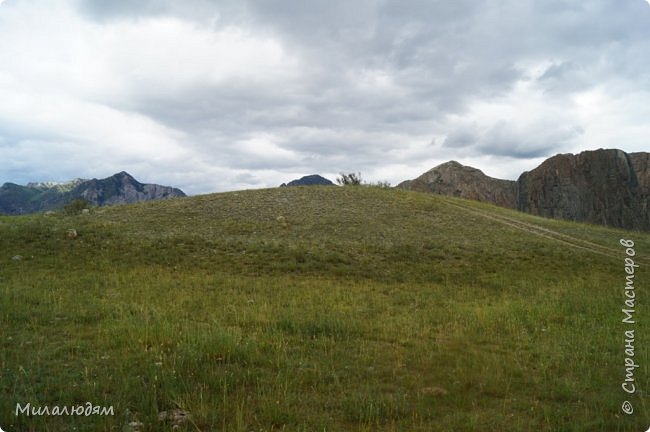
[{"left": 620, "top": 238, "right": 639, "bottom": 415}]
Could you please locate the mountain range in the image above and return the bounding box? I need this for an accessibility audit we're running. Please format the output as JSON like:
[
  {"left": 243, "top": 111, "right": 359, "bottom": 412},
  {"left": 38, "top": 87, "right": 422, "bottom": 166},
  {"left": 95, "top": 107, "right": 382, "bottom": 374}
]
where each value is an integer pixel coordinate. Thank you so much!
[
  {"left": 0, "top": 171, "right": 186, "bottom": 215},
  {"left": 399, "top": 148, "right": 650, "bottom": 231},
  {"left": 2, "top": 148, "right": 649, "bottom": 231}
]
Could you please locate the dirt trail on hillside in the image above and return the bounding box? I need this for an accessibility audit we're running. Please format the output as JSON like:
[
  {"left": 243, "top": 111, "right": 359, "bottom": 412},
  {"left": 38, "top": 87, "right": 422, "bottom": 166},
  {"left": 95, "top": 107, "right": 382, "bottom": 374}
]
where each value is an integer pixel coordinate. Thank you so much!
[{"left": 445, "top": 200, "right": 649, "bottom": 264}]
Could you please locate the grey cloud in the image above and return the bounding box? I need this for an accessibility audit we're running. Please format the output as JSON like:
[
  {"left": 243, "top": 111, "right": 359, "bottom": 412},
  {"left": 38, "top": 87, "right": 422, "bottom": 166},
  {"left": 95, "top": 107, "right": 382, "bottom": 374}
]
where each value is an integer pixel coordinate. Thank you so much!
[
  {"left": 539, "top": 62, "right": 575, "bottom": 81},
  {"left": 3, "top": 0, "right": 650, "bottom": 193},
  {"left": 443, "top": 121, "right": 584, "bottom": 159},
  {"left": 76, "top": 0, "right": 227, "bottom": 23},
  {"left": 443, "top": 130, "right": 479, "bottom": 150},
  {"left": 233, "top": 172, "right": 259, "bottom": 184},
  {"left": 86, "top": 2, "right": 601, "bottom": 124},
  {"left": 115, "top": 0, "right": 649, "bottom": 187},
  {"left": 77, "top": 0, "right": 171, "bottom": 19},
  {"left": 535, "top": 61, "right": 594, "bottom": 95},
  {"left": 479, "top": 122, "right": 582, "bottom": 159}
]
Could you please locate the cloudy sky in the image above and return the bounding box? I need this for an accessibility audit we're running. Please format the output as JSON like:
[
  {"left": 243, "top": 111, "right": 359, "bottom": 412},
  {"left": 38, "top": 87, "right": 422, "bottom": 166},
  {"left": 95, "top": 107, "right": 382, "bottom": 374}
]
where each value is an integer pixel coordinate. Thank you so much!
[{"left": 1, "top": 0, "right": 649, "bottom": 194}]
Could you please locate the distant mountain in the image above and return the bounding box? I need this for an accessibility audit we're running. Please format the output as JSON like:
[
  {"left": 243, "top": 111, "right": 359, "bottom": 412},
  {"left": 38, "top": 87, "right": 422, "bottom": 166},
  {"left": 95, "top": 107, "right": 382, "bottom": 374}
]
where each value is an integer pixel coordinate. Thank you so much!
[
  {"left": 0, "top": 171, "right": 186, "bottom": 215},
  {"left": 399, "top": 149, "right": 650, "bottom": 231},
  {"left": 280, "top": 174, "right": 335, "bottom": 187},
  {"left": 74, "top": 171, "right": 186, "bottom": 206}
]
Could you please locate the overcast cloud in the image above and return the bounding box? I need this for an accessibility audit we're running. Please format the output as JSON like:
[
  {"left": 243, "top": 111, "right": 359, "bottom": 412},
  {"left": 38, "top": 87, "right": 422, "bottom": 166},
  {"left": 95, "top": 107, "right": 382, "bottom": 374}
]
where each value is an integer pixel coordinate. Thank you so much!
[{"left": 1, "top": 0, "right": 649, "bottom": 194}]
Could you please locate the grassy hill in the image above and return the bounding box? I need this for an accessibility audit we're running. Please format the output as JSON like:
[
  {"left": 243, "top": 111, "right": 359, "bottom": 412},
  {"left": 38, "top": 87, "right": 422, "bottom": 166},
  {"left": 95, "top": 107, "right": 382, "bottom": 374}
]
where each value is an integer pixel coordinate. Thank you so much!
[{"left": 0, "top": 186, "right": 648, "bottom": 431}]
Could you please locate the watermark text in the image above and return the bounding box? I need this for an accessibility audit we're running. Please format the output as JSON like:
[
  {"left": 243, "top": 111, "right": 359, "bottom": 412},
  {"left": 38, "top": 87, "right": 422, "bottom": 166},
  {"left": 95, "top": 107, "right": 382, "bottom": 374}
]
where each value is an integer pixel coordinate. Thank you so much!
[
  {"left": 620, "top": 238, "right": 639, "bottom": 415},
  {"left": 15, "top": 402, "right": 114, "bottom": 417}
]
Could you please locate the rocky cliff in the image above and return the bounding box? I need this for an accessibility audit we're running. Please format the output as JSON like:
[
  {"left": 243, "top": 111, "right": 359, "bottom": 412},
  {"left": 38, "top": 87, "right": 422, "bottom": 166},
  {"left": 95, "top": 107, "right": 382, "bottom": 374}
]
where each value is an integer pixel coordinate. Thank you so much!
[
  {"left": 629, "top": 152, "right": 650, "bottom": 216},
  {"left": 399, "top": 149, "right": 650, "bottom": 231},
  {"left": 517, "top": 149, "right": 648, "bottom": 230},
  {"left": 0, "top": 172, "right": 186, "bottom": 215}
]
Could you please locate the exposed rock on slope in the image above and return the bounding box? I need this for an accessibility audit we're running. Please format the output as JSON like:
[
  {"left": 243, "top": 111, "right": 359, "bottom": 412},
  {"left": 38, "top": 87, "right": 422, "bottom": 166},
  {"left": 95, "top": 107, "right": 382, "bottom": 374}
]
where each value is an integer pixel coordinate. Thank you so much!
[
  {"left": 629, "top": 152, "right": 650, "bottom": 210},
  {"left": 517, "top": 149, "right": 648, "bottom": 230},
  {"left": 397, "top": 161, "right": 518, "bottom": 209}
]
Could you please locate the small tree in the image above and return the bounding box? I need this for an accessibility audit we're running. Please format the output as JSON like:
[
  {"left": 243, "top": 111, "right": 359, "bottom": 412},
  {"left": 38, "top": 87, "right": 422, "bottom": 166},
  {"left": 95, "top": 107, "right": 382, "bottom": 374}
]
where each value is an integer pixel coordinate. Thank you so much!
[
  {"left": 336, "top": 172, "right": 362, "bottom": 186},
  {"left": 63, "top": 199, "right": 91, "bottom": 215}
]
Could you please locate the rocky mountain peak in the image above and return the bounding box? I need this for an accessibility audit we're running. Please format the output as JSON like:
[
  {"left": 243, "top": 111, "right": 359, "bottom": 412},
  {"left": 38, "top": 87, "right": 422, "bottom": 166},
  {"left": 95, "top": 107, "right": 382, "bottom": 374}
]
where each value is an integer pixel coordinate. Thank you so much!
[
  {"left": 280, "top": 174, "right": 335, "bottom": 187},
  {"left": 114, "top": 171, "right": 135, "bottom": 179},
  {"left": 400, "top": 148, "right": 650, "bottom": 231},
  {"left": 398, "top": 160, "right": 518, "bottom": 209},
  {"left": 0, "top": 172, "right": 186, "bottom": 215}
]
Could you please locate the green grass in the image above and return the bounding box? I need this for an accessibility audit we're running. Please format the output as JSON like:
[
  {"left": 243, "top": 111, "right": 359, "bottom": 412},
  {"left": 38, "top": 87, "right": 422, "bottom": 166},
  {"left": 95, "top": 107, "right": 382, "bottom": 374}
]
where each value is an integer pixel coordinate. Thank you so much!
[{"left": 0, "top": 185, "right": 648, "bottom": 431}]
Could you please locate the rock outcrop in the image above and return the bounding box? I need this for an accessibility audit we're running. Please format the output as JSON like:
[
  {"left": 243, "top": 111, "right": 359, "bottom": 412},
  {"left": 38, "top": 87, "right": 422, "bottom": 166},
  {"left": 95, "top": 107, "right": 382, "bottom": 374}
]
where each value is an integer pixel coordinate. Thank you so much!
[
  {"left": 517, "top": 149, "right": 648, "bottom": 230},
  {"left": 397, "top": 161, "right": 518, "bottom": 209},
  {"left": 399, "top": 149, "right": 650, "bottom": 231}
]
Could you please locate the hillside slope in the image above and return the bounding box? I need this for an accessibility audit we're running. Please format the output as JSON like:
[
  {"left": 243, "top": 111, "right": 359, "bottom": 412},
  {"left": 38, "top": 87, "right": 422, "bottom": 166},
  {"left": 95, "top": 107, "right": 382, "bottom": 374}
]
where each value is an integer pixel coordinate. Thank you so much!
[{"left": 0, "top": 186, "right": 648, "bottom": 431}]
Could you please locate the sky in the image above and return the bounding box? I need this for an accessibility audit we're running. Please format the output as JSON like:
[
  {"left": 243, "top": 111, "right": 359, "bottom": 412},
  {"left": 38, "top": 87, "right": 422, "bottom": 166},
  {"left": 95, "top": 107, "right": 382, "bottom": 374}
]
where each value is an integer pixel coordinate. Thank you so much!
[{"left": 1, "top": 0, "right": 649, "bottom": 195}]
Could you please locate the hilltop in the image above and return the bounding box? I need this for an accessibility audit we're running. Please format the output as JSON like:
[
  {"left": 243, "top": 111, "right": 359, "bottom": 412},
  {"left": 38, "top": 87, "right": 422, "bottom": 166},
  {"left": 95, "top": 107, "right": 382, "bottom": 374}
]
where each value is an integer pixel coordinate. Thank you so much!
[{"left": 0, "top": 186, "right": 648, "bottom": 431}]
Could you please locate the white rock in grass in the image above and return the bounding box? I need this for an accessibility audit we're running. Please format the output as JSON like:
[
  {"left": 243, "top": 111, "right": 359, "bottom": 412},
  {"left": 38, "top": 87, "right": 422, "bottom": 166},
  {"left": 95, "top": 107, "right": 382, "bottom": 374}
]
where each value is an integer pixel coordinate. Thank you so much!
[
  {"left": 127, "top": 421, "right": 144, "bottom": 431},
  {"left": 159, "top": 409, "right": 190, "bottom": 426}
]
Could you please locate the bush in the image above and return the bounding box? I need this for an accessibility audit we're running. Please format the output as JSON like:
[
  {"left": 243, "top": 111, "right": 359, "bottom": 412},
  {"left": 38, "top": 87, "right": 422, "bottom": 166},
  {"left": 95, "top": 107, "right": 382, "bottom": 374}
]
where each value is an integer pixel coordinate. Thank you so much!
[
  {"left": 336, "top": 172, "right": 362, "bottom": 186},
  {"left": 336, "top": 173, "right": 391, "bottom": 188},
  {"left": 63, "top": 199, "right": 91, "bottom": 215}
]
